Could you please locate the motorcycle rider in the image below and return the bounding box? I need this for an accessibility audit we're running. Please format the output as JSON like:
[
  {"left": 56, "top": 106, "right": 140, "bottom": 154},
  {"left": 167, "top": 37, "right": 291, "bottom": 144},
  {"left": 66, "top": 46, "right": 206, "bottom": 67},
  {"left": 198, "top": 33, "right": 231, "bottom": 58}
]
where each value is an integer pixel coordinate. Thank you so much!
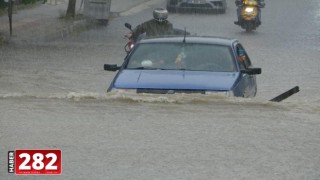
[
  {"left": 234, "top": 0, "right": 265, "bottom": 25},
  {"left": 130, "top": 8, "right": 174, "bottom": 41}
]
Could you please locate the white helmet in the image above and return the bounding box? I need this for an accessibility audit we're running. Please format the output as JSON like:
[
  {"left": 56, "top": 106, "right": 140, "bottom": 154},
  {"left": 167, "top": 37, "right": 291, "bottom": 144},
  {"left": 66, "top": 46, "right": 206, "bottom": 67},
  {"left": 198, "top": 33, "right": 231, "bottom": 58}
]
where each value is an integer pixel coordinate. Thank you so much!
[{"left": 153, "top": 8, "right": 168, "bottom": 22}]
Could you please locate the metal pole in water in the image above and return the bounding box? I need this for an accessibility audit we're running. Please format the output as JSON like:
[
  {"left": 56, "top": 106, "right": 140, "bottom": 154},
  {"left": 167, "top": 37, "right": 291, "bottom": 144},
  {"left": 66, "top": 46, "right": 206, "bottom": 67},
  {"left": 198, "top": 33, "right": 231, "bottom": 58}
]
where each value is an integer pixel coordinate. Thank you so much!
[
  {"left": 7, "top": 0, "right": 13, "bottom": 36},
  {"left": 270, "top": 86, "right": 300, "bottom": 102}
]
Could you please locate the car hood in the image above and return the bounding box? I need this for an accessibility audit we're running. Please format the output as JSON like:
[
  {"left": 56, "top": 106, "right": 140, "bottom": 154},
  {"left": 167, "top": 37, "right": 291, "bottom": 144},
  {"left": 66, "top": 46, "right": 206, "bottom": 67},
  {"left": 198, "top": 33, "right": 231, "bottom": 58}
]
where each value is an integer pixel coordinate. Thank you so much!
[{"left": 113, "top": 70, "right": 239, "bottom": 91}]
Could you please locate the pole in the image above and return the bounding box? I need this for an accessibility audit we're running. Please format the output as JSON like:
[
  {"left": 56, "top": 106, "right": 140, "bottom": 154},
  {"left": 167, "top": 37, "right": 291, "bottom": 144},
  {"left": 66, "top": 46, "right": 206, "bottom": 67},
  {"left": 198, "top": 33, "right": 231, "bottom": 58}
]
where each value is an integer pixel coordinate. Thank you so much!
[
  {"left": 269, "top": 86, "right": 300, "bottom": 102},
  {"left": 8, "top": 0, "right": 13, "bottom": 36}
]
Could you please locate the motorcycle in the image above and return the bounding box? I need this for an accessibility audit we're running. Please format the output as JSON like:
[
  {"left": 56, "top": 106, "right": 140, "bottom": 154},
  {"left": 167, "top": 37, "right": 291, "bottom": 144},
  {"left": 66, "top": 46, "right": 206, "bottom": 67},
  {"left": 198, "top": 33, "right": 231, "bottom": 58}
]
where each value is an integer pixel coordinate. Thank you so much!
[
  {"left": 123, "top": 23, "right": 136, "bottom": 53},
  {"left": 235, "top": 0, "right": 264, "bottom": 32},
  {"left": 123, "top": 22, "right": 191, "bottom": 53}
]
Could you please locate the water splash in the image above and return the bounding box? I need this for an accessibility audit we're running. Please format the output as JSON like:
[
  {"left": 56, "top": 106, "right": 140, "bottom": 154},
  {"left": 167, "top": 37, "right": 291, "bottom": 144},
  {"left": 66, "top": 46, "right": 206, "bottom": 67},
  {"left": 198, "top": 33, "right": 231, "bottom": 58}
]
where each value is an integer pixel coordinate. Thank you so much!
[{"left": 1, "top": 92, "right": 319, "bottom": 113}]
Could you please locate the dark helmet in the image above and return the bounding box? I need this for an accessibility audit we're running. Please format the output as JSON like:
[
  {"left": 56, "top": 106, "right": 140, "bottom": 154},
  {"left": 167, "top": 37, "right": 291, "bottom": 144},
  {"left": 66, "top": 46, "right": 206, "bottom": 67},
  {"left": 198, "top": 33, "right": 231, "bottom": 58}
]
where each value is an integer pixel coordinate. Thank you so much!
[{"left": 153, "top": 8, "right": 168, "bottom": 22}]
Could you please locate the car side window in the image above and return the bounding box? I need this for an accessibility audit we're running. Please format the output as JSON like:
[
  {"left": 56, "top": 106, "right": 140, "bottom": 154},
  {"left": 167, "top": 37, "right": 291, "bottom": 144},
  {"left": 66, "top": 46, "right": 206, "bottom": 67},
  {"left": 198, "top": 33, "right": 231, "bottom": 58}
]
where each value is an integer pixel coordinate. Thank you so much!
[{"left": 236, "top": 44, "right": 252, "bottom": 69}]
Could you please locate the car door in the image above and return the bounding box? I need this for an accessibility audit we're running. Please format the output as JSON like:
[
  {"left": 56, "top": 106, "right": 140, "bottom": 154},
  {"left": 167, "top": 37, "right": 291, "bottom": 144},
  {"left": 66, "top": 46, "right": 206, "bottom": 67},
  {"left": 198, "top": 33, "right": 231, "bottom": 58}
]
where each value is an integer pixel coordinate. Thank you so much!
[{"left": 234, "top": 43, "right": 257, "bottom": 97}]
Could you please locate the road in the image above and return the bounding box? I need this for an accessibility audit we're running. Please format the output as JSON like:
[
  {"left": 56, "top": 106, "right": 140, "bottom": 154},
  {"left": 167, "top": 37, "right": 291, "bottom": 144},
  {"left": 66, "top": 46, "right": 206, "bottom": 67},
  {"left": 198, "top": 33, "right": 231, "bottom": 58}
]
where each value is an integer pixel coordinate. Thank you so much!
[{"left": 0, "top": 0, "right": 320, "bottom": 179}]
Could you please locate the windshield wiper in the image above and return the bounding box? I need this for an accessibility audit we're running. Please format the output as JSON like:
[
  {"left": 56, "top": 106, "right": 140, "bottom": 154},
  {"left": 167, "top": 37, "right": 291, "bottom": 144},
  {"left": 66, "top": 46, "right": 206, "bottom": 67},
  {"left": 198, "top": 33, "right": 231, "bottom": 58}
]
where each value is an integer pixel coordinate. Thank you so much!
[
  {"left": 128, "top": 67, "right": 162, "bottom": 70},
  {"left": 132, "top": 67, "right": 146, "bottom": 69},
  {"left": 177, "top": 68, "right": 192, "bottom": 71}
]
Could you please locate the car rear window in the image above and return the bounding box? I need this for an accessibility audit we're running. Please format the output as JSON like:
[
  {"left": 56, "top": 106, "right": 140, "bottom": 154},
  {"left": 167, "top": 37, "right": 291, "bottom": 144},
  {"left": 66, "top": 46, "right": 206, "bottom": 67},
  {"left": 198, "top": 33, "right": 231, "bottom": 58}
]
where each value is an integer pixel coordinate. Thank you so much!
[{"left": 126, "top": 43, "right": 236, "bottom": 72}]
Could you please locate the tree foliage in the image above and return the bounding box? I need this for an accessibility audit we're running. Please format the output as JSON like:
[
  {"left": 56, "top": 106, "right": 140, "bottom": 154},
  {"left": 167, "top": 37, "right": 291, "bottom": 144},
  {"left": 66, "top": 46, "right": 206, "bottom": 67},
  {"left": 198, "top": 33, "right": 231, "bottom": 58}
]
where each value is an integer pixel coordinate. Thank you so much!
[{"left": 0, "top": 0, "right": 7, "bottom": 9}]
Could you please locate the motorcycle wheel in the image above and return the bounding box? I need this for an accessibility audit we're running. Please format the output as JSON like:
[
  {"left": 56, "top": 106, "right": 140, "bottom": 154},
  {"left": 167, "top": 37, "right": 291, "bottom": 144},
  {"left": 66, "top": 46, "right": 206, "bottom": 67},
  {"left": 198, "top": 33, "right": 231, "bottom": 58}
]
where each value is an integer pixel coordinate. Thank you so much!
[{"left": 245, "top": 22, "right": 254, "bottom": 32}]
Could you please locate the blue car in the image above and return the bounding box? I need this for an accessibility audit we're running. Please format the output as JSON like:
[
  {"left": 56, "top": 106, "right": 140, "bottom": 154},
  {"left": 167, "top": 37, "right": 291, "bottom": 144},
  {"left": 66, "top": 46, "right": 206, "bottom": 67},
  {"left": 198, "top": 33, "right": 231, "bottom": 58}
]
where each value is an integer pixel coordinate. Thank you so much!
[{"left": 104, "top": 36, "right": 261, "bottom": 98}]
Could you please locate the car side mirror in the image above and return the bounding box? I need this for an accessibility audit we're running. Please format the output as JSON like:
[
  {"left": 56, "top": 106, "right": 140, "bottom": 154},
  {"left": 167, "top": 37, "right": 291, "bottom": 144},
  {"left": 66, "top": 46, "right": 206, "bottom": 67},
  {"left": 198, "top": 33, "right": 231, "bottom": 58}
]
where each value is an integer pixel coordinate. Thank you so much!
[
  {"left": 241, "top": 68, "right": 261, "bottom": 75},
  {"left": 104, "top": 64, "right": 120, "bottom": 71}
]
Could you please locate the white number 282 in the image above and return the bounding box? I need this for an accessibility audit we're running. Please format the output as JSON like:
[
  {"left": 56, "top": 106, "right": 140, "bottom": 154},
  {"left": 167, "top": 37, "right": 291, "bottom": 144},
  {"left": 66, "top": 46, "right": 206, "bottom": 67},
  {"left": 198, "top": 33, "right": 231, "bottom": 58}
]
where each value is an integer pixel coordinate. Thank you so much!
[{"left": 19, "top": 153, "right": 57, "bottom": 170}]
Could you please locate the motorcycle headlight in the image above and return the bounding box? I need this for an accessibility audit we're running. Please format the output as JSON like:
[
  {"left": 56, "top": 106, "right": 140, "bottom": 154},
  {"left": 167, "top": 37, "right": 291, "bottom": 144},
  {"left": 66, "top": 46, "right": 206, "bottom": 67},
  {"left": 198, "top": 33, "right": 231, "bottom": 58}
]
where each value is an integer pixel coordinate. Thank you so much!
[
  {"left": 110, "top": 88, "right": 137, "bottom": 93},
  {"left": 205, "top": 91, "right": 234, "bottom": 97},
  {"left": 245, "top": 7, "right": 254, "bottom": 13}
]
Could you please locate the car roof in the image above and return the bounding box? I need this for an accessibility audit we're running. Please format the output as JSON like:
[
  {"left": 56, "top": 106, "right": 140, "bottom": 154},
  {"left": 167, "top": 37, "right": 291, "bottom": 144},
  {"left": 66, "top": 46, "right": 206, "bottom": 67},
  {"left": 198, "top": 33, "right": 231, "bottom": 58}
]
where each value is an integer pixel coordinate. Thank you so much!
[{"left": 139, "top": 36, "right": 238, "bottom": 46}]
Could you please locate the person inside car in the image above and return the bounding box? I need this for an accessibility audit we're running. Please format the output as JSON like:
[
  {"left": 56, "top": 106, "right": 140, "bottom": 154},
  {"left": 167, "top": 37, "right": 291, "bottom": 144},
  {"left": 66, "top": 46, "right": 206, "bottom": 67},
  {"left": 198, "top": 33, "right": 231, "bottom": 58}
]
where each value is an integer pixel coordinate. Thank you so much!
[
  {"left": 175, "top": 50, "right": 187, "bottom": 69},
  {"left": 130, "top": 8, "right": 174, "bottom": 41},
  {"left": 234, "top": 0, "right": 265, "bottom": 25},
  {"left": 237, "top": 47, "right": 248, "bottom": 69}
]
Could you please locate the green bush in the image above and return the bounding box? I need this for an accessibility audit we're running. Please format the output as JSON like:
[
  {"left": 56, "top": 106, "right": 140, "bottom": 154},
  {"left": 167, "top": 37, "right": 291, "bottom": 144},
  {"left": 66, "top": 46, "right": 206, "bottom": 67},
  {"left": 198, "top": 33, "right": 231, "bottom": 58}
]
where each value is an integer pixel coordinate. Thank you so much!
[
  {"left": 0, "top": 0, "right": 7, "bottom": 9},
  {"left": 21, "top": 0, "right": 37, "bottom": 5},
  {"left": 0, "top": 0, "right": 41, "bottom": 9}
]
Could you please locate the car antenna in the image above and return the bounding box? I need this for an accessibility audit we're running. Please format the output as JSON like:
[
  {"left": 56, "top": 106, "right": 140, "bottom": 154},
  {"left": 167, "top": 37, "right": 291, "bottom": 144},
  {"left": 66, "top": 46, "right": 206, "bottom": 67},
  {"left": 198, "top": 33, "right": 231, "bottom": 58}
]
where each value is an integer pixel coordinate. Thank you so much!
[{"left": 182, "top": 27, "right": 187, "bottom": 43}]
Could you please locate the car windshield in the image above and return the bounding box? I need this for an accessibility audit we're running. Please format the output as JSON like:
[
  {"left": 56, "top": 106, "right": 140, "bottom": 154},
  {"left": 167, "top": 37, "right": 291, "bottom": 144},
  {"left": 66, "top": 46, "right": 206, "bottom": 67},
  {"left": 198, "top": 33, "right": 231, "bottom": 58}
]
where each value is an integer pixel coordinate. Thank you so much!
[{"left": 126, "top": 43, "right": 236, "bottom": 72}]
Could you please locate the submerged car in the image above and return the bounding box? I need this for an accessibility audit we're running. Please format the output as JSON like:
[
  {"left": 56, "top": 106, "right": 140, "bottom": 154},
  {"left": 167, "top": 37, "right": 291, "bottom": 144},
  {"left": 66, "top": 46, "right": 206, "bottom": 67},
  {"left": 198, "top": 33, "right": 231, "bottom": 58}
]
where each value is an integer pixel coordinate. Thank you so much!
[
  {"left": 104, "top": 36, "right": 261, "bottom": 98},
  {"left": 166, "top": 0, "right": 227, "bottom": 14}
]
